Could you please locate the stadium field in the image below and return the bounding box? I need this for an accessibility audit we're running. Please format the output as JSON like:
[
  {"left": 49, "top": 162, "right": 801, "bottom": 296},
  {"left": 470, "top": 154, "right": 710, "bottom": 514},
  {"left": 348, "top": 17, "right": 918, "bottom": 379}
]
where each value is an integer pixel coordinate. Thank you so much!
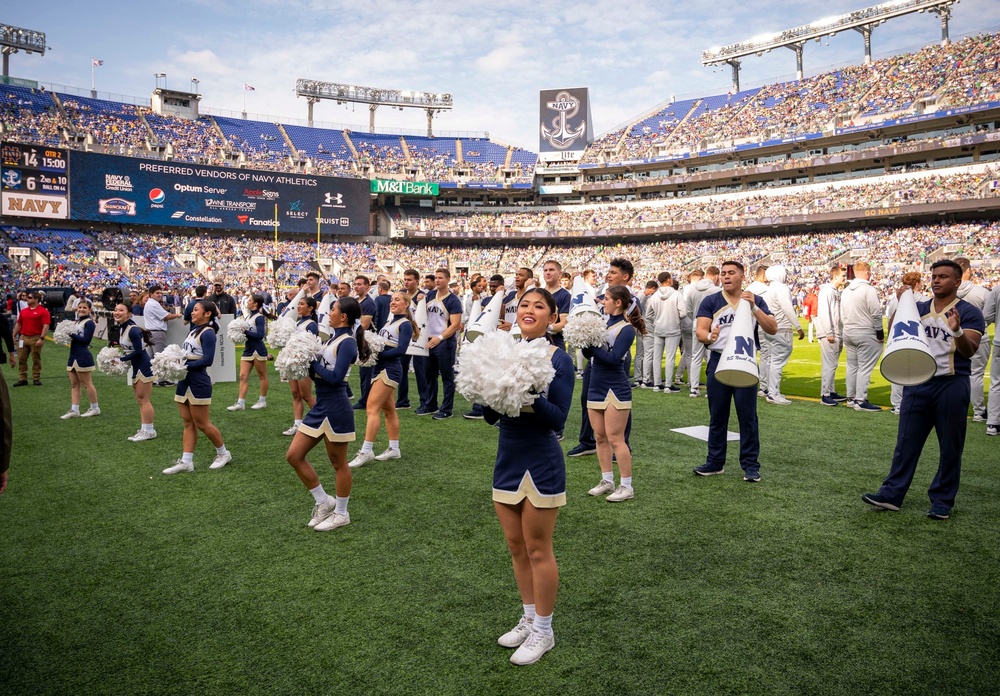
[{"left": 2, "top": 339, "right": 998, "bottom": 695}]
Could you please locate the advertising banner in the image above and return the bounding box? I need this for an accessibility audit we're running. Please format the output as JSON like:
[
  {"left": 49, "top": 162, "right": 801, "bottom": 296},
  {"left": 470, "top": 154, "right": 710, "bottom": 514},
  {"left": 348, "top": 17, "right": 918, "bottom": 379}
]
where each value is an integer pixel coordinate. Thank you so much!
[
  {"left": 370, "top": 179, "right": 439, "bottom": 196},
  {"left": 538, "top": 88, "right": 593, "bottom": 163},
  {"left": 69, "top": 151, "right": 369, "bottom": 234}
]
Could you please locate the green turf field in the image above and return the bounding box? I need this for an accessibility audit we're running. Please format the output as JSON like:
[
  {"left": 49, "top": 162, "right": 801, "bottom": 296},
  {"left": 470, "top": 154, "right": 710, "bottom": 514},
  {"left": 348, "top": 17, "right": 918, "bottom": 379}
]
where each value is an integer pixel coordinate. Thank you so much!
[{"left": 2, "top": 338, "right": 998, "bottom": 695}]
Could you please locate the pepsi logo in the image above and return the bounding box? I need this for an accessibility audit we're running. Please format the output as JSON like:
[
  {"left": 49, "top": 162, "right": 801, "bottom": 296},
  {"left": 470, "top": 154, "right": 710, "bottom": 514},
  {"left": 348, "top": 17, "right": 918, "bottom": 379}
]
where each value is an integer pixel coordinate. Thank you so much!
[{"left": 149, "top": 188, "right": 165, "bottom": 203}]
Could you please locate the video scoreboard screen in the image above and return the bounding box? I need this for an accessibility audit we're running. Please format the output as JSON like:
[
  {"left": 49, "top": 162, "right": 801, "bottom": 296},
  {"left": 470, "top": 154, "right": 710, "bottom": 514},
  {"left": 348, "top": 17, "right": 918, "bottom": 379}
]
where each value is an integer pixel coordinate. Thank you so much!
[{"left": 1, "top": 143, "right": 70, "bottom": 219}]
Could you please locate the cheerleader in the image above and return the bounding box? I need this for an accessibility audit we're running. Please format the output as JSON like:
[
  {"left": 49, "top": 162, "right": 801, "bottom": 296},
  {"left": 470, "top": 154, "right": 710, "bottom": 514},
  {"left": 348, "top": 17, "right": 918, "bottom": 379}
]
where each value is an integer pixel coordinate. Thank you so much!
[
  {"left": 283, "top": 296, "right": 319, "bottom": 436},
  {"left": 585, "top": 285, "right": 645, "bottom": 502},
  {"left": 228, "top": 293, "right": 270, "bottom": 412},
  {"left": 163, "top": 301, "right": 232, "bottom": 474},
  {"left": 60, "top": 299, "right": 100, "bottom": 419},
  {"left": 348, "top": 292, "right": 415, "bottom": 467},
  {"left": 487, "top": 287, "right": 574, "bottom": 666},
  {"left": 286, "top": 296, "right": 369, "bottom": 532},
  {"left": 113, "top": 303, "right": 157, "bottom": 441}
]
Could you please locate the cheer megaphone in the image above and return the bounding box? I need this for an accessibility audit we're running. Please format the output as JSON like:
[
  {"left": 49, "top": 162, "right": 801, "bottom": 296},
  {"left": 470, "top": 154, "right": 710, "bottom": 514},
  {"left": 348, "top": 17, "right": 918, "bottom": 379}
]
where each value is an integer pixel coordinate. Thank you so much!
[
  {"left": 879, "top": 288, "right": 936, "bottom": 386},
  {"left": 316, "top": 291, "right": 334, "bottom": 339},
  {"left": 465, "top": 291, "right": 504, "bottom": 342},
  {"left": 714, "top": 299, "right": 760, "bottom": 388},
  {"left": 280, "top": 287, "right": 305, "bottom": 318},
  {"left": 568, "top": 276, "right": 600, "bottom": 318},
  {"left": 406, "top": 295, "right": 430, "bottom": 357}
]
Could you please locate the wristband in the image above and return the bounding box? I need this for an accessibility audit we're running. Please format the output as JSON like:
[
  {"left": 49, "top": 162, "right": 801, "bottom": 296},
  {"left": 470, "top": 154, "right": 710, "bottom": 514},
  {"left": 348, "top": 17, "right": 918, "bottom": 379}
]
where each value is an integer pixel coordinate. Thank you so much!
[{"left": 951, "top": 327, "right": 964, "bottom": 338}]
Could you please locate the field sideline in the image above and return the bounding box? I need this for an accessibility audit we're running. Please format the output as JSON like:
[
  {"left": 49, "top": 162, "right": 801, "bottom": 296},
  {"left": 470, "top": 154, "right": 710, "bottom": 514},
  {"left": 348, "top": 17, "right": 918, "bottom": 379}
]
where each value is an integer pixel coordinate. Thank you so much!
[{"left": 1, "top": 338, "right": 998, "bottom": 695}]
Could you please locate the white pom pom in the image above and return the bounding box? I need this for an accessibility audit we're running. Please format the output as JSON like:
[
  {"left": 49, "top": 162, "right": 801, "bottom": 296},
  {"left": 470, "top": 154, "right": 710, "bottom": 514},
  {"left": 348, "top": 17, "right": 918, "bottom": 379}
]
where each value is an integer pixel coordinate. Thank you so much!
[
  {"left": 53, "top": 320, "right": 78, "bottom": 346},
  {"left": 563, "top": 312, "right": 607, "bottom": 349},
  {"left": 266, "top": 316, "right": 296, "bottom": 348},
  {"left": 456, "top": 332, "right": 556, "bottom": 417},
  {"left": 358, "top": 330, "right": 387, "bottom": 367},
  {"left": 151, "top": 344, "right": 189, "bottom": 382},
  {"left": 96, "top": 346, "right": 129, "bottom": 376},
  {"left": 227, "top": 318, "right": 251, "bottom": 344},
  {"left": 275, "top": 331, "right": 323, "bottom": 381}
]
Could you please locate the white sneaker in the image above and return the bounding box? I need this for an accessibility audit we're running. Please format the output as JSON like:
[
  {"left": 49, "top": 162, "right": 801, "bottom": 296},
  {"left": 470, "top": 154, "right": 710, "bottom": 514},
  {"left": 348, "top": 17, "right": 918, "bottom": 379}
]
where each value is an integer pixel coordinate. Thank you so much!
[
  {"left": 282, "top": 425, "right": 299, "bottom": 436},
  {"left": 498, "top": 616, "right": 533, "bottom": 648},
  {"left": 60, "top": 410, "right": 80, "bottom": 420},
  {"left": 80, "top": 407, "right": 101, "bottom": 418},
  {"left": 163, "top": 459, "right": 194, "bottom": 475},
  {"left": 227, "top": 402, "right": 245, "bottom": 411},
  {"left": 510, "top": 629, "right": 555, "bottom": 666},
  {"left": 588, "top": 479, "right": 615, "bottom": 497},
  {"left": 348, "top": 450, "right": 376, "bottom": 468},
  {"left": 689, "top": 390, "right": 699, "bottom": 398},
  {"left": 314, "top": 511, "right": 350, "bottom": 531},
  {"left": 250, "top": 400, "right": 267, "bottom": 410},
  {"left": 129, "top": 430, "right": 157, "bottom": 442},
  {"left": 607, "top": 485, "right": 635, "bottom": 502},
  {"left": 307, "top": 496, "right": 336, "bottom": 528},
  {"left": 374, "top": 448, "right": 401, "bottom": 461},
  {"left": 209, "top": 451, "right": 233, "bottom": 470},
  {"left": 766, "top": 394, "right": 792, "bottom": 405}
]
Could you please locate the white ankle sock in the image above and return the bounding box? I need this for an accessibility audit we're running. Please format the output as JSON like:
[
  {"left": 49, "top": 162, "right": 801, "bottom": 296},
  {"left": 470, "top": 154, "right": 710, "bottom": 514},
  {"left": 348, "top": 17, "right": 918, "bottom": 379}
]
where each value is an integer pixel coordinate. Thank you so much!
[
  {"left": 602, "top": 471, "right": 614, "bottom": 483},
  {"left": 256, "top": 396, "right": 266, "bottom": 403},
  {"left": 523, "top": 603, "right": 536, "bottom": 620},
  {"left": 533, "top": 613, "right": 553, "bottom": 635},
  {"left": 389, "top": 439, "right": 399, "bottom": 451},
  {"left": 335, "top": 496, "right": 349, "bottom": 515},
  {"left": 89, "top": 402, "right": 99, "bottom": 410},
  {"left": 142, "top": 423, "right": 154, "bottom": 433},
  {"left": 181, "top": 452, "right": 194, "bottom": 464},
  {"left": 360, "top": 441, "right": 374, "bottom": 455},
  {"left": 237, "top": 398, "right": 245, "bottom": 406},
  {"left": 216, "top": 445, "right": 229, "bottom": 456},
  {"left": 294, "top": 419, "right": 302, "bottom": 427},
  {"left": 71, "top": 404, "right": 80, "bottom": 413},
  {"left": 309, "top": 484, "right": 327, "bottom": 505},
  {"left": 621, "top": 476, "right": 632, "bottom": 488}
]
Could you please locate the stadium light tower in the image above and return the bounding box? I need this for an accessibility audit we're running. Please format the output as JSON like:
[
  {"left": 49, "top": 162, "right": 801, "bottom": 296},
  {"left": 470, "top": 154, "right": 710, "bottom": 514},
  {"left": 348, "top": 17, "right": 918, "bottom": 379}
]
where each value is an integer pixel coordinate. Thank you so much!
[
  {"left": 702, "top": 0, "right": 959, "bottom": 92},
  {"left": 295, "top": 79, "right": 453, "bottom": 136},
  {"left": 0, "top": 23, "right": 46, "bottom": 78}
]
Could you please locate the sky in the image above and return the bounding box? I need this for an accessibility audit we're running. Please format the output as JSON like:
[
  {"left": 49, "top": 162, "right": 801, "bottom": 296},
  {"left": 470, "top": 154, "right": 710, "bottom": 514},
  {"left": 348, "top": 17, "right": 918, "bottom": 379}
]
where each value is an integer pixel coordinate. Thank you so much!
[{"left": 6, "top": 0, "right": 1000, "bottom": 150}]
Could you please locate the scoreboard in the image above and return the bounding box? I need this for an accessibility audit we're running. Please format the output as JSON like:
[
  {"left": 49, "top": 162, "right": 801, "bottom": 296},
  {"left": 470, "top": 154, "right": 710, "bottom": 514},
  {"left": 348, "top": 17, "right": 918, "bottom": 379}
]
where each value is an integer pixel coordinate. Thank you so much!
[{"left": 1, "top": 143, "right": 69, "bottom": 219}]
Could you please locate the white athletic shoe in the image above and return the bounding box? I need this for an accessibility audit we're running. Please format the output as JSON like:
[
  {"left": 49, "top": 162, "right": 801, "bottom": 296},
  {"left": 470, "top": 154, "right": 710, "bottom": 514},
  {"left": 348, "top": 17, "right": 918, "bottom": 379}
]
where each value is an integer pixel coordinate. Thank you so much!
[
  {"left": 250, "top": 400, "right": 267, "bottom": 410},
  {"left": 209, "top": 451, "right": 233, "bottom": 470},
  {"left": 227, "top": 402, "right": 245, "bottom": 411},
  {"left": 588, "top": 479, "right": 615, "bottom": 497},
  {"left": 282, "top": 425, "right": 299, "bottom": 436},
  {"left": 374, "top": 448, "right": 401, "bottom": 461},
  {"left": 128, "top": 430, "right": 157, "bottom": 442},
  {"left": 308, "top": 497, "right": 336, "bottom": 528},
  {"left": 60, "top": 410, "right": 80, "bottom": 420},
  {"left": 607, "top": 485, "right": 635, "bottom": 502},
  {"left": 314, "top": 511, "right": 350, "bottom": 531},
  {"left": 510, "top": 629, "right": 555, "bottom": 666},
  {"left": 689, "top": 390, "right": 699, "bottom": 398},
  {"left": 766, "top": 394, "right": 792, "bottom": 405},
  {"left": 80, "top": 407, "right": 101, "bottom": 418},
  {"left": 163, "top": 459, "right": 194, "bottom": 475},
  {"left": 498, "top": 616, "right": 533, "bottom": 648},
  {"left": 348, "top": 451, "right": 376, "bottom": 469}
]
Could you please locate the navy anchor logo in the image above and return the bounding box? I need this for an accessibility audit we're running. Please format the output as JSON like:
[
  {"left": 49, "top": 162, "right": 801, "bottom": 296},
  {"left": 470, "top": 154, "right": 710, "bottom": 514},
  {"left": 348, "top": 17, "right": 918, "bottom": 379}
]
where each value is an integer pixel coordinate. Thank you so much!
[{"left": 541, "top": 91, "right": 586, "bottom": 150}]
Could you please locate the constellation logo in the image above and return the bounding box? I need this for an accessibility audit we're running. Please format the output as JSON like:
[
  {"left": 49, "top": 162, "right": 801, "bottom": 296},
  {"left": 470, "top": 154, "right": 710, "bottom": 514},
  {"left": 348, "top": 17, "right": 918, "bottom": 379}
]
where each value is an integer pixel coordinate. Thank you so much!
[
  {"left": 323, "top": 192, "right": 345, "bottom": 208},
  {"left": 540, "top": 90, "right": 586, "bottom": 150},
  {"left": 171, "top": 211, "right": 185, "bottom": 219}
]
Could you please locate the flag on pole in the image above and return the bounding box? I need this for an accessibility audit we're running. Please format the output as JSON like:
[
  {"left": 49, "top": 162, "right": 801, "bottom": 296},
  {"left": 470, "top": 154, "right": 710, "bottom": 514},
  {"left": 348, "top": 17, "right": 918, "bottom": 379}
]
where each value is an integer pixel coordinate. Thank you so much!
[
  {"left": 244, "top": 83, "right": 256, "bottom": 91},
  {"left": 92, "top": 59, "right": 104, "bottom": 66}
]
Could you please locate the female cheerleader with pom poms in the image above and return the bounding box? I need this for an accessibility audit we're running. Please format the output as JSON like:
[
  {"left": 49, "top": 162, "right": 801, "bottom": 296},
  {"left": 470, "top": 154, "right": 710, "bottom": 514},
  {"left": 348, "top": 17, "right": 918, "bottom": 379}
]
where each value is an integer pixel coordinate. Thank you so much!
[
  {"left": 286, "top": 296, "right": 369, "bottom": 532},
  {"left": 60, "top": 299, "right": 100, "bottom": 420},
  {"left": 486, "top": 287, "right": 575, "bottom": 666},
  {"left": 114, "top": 303, "right": 157, "bottom": 441},
  {"left": 163, "top": 300, "right": 233, "bottom": 474},
  {"left": 347, "top": 291, "right": 416, "bottom": 467},
  {"left": 585, "top": 285, "right": 645, "bottom": 502},
  {"left": 228, "top": 293, "right": 270, "bottom": 412},
  {"left": 282, "top": 296, "right": 319, "bottom": 436}
]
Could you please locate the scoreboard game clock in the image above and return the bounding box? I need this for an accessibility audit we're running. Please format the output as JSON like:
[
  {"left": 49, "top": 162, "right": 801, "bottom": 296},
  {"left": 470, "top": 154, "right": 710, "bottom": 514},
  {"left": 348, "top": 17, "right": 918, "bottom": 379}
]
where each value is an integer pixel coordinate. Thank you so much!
[{"left": 1, "top": 142, "right": 70, "bottom": 219}]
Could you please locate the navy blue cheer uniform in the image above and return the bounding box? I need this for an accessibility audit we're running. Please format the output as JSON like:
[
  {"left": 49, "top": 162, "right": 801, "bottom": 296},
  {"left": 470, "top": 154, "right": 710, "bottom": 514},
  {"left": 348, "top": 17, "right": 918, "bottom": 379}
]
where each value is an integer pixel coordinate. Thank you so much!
[
  {"left": 486, "top": 342, "right": 575, "bottom": 508},
  {"left": 397, "top": 290, "right": 427, "bottom": 409},
  {"left": 549, "top": 287, "right": 572, "bottom": 352},
  {"left": 583, "top": 315, "right": 635, "bottom": 410},
  {"left": 67, "top": 318, "right": 96, "bottom": 372},
  {"left": 241, "top": 311, "right": 268, "bottom": 361},
  {"left": 875, "top": 297, "right": 986, "bottom": 512},
  {"left": 299, "top": 328, "right": 358, "bottom": 442},
  {"left": 356, "top": 295, "right": 378, "bottom": 407},
  {"left": 119, "top": 320, "right": 154, "bottom": 383},
  {"left": 423, "top": 288, "right": 463, "bottom": 416},
  {"left": 697, "top": 294, "right": 773, "bottom": 476},
  {"left": 372, "top": 315, "right": 413, "bottom": 389},
  {"left": 175, "top": 325, "right": 216, "bottom": 406},
  {"left": 297, "top": 317, "right": 319, "bottom": 339}
]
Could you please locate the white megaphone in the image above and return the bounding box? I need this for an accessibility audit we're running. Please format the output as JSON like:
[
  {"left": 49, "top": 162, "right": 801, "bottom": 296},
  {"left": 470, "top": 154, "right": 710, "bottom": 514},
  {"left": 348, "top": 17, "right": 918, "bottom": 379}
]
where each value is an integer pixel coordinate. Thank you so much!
[
  {"left": 316, "top": 291, "right": 334, "bottom": 339},
  {"left": 714, "top": 299, "right": 760, "bottom": 388},
  {"left": 465, "top": 291, "right": 504, "bottom": 342},
  {"left": 879, "top": 288, "right": 936, "bottom": 386},
  {"left": 280, "top": 287, "right": 305, "bottom": 318},
  {"left": 406, "top": 296, "right": 430, "bottom": 357},
  {"left": 568, "top": 276, "right": 600, "bottom": 318}
]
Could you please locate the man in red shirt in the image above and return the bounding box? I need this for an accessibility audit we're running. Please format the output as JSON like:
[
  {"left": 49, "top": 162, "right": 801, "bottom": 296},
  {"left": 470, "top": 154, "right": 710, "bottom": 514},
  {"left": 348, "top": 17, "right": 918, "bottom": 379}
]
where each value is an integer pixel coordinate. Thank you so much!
[
  {"left": 12, "top": 292, "right": 50, "bottom": 386},
  {"left": 803, "top": 287, "right": 819, "bottom": 343}
]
